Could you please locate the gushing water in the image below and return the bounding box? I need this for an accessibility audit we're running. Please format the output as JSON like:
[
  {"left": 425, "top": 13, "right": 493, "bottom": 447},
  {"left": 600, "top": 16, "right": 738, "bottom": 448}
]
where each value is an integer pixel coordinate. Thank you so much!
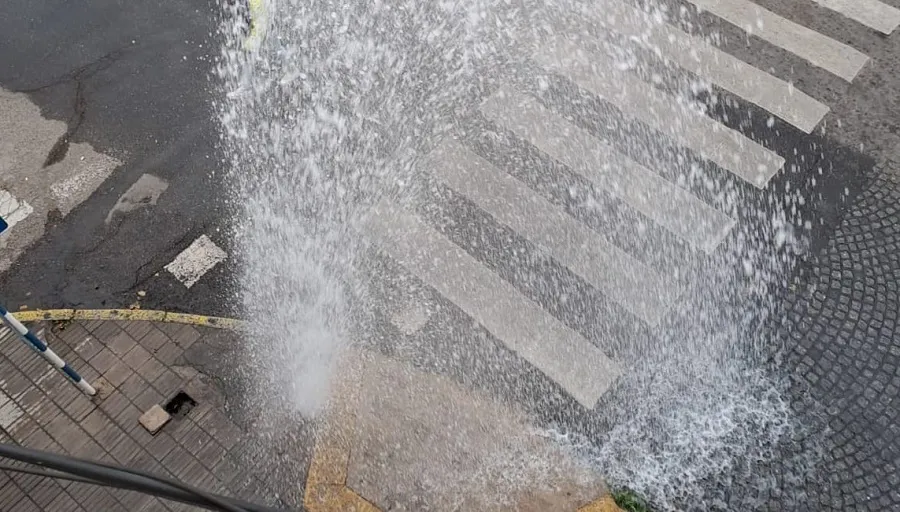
[{"left": 217, "top": 0, "right": 817, "bottom": 508}]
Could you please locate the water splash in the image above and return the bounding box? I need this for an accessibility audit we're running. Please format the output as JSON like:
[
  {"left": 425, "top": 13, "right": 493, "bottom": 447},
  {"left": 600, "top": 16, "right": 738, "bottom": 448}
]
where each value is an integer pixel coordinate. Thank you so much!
[
  {"left": 216, "top": 0, "right": 819, "bottom": 507},
  {"left": 216, "top": 0, "right": 506, "bottom": 416}
]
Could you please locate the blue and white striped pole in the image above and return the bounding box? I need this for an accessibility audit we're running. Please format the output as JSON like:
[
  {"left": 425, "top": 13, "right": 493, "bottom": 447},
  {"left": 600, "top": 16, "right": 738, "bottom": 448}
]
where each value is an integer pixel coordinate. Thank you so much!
[{"left": 0, "top": 304, "right": 96, "bottom": 396}]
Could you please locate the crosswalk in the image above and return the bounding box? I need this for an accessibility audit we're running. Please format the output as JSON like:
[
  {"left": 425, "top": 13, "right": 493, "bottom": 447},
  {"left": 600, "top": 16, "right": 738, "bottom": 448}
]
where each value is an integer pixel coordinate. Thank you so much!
[
  {"left": 810, "top": 0, "right": 900, "bottom": 34},
  {"left": 363, "top": 0, "right": 892, "bottom": 409},
  {"left": 689, "top": 0, "right": 870, "bottom": 82},
  {"left": 480, "top": 87, "right": 735, "bottom": 254},
  {"left": 576, "top": 0, "right": 830, "bottom": 133}
]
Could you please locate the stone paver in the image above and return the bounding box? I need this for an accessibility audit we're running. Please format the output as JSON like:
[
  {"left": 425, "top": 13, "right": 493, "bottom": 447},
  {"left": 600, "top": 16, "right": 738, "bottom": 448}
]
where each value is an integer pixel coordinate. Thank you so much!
[
  {"left": 0, "top": 316, "right": 617, "bottom": 512},
  {"left": 0, "top": 319, "right": 304, "bottom": 512},
  {"left": 774, "top": 158, "right": 900, "bottom": 511},
  {"left": 303, "top": 350, "right": 609, "bottom": 512},
  {"left": 706, "top": 149, "right": 900, "bottom": 510}
]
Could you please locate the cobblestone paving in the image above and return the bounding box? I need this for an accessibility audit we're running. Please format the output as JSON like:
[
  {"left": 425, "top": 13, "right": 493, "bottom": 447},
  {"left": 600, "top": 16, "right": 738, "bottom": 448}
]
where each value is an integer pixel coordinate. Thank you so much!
[
  {"left": 723, "top": 155, "right": 900, "bottom": 511},
  {"left": 0, "top": 319, "right": 311, "bottom": 511}
]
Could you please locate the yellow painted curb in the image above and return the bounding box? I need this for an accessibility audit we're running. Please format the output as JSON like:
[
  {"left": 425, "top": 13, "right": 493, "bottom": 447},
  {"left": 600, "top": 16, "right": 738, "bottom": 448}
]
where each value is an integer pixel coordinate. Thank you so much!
[
  {"left": 12, "top": 309, "right": 245, "bottom": 330},
  {"left": 578, "top": 495, "right": 625, "bottom": 512}
]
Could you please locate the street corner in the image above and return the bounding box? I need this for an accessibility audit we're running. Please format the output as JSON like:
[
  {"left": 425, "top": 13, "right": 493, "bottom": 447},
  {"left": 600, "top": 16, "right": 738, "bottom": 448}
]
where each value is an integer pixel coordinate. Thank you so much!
[
  {"left": 303, "top": 348, "right": 622, "bottom": 512},
  {"left": 0, "top": 309, "right": 281, "bottom": 510}
]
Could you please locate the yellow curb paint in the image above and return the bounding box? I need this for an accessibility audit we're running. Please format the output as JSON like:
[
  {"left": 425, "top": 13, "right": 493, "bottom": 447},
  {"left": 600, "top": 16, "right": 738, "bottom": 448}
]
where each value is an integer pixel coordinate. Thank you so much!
[
  {"left": 76, "top": 309, "right": 167, "bottom": 322},
  {"left": 12, "top": 309, "right": 76, "bottom": 321},
  {"left": 243, "top": 0, "right": 267, "bottom": 50},
  {"left": 12, "top": 309, "right": 245, "bottom": 330},
  {"left": 162, "top": 312, "right": 245, "bottom": 330},
  {"left": 578, "top": 495, "right": 625, "bottom": 512}
]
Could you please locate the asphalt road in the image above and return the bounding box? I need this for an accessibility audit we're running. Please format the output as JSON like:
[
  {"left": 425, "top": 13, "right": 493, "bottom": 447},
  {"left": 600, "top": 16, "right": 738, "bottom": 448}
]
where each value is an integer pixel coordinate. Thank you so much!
[{"left": 0, "top": 0, "right": 235, "bottom": 314}]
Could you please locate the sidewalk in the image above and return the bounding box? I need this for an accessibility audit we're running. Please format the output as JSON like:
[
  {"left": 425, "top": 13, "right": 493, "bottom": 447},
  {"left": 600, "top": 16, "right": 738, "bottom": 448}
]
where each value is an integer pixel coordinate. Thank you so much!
[
  {"left": 0, "top": 312, "right": 617, "bottom": 511},
  {"left": 0, "top": 315, "right": 301, "bottom": 511}
]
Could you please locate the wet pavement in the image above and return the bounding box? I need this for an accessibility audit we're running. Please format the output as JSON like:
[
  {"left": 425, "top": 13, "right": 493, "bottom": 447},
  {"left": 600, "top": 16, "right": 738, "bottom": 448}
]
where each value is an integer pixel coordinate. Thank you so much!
[
  {"left": 4, "top": 0, "right": 900, "bottom": 510},
  {"left": 753, "top": 152, "right": 900, "bottom": 510}
]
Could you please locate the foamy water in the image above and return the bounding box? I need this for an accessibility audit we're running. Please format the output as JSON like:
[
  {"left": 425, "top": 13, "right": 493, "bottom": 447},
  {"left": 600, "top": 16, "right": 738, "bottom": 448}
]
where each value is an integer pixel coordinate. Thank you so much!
[{"left": 216, "top": 0, "right": 817, "bottom": 508}]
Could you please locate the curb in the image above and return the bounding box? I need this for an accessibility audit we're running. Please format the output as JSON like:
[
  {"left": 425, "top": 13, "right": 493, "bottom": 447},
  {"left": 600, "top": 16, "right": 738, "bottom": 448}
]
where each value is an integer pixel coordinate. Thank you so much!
[{"left": 12, "top": 308, "right": 245, "bottom": 330}]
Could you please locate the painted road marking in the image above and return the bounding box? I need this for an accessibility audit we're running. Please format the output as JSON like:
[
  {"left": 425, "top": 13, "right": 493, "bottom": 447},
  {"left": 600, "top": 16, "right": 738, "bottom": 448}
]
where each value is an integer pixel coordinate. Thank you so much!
[
  {"left": 811, "top": 0, "right": 900, "bottom": 35},
  {"left": 688, "top": 0, "right": 869, "bottom": 82},
  {"left": 365, "top": 198, "right": 621, "bottom": 408},
  {"left": 481, "top": 88, "right": 735, "bottom": 254},
  {"left": 583, "top": 0, "right": 829, "bottom": 133},
  {"left": 106, "top": 173, "right": 169, "bottom": 224},
  {"left": 427, "top": 139, "right": 679, "bottom": 325},
  {"left": 527, "top": 32, "right": 785, "bottom": 188},
  {"left": 164, "top": 235, "right": 227, "bottom": 288},
  {"left": 0, "top": 190, "right": 33, "bottom": 232}
]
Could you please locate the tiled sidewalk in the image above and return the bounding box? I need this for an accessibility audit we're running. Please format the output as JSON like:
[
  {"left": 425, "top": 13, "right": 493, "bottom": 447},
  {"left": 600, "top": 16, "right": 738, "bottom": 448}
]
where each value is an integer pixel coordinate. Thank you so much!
[{"left": 0, "top": 318, "right": 305, "bottom": 511}]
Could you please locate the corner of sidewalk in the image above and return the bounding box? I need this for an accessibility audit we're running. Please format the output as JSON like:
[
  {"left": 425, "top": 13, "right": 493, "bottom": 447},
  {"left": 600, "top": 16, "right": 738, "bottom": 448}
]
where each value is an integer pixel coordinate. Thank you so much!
[{"left": 3, "top": 308, "right": 625, "bottom": 512}]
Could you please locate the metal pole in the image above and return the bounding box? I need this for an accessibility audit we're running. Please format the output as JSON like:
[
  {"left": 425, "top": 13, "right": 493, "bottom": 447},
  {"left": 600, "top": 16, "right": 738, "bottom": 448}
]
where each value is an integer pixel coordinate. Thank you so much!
[{"left": 0, "top": 304, "right": 96, "bottom": 396}]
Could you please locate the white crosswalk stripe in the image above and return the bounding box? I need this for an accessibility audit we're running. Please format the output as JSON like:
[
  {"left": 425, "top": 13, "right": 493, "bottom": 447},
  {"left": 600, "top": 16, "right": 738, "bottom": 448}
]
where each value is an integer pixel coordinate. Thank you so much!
[
  {"left": 480, "top": 87, "right": 735, "bottom": 254},
  {"left": 427, "top": 139, "right": 679, "bottom": 325},
  {"left": 164, "top": 235, "right": 227, "bottom": 288},
  {"left": 810, "top": 0, "right": 900, "bottom": 35},
  {"left": 582, "top": 0, "right": 829, "bottom": 133},
  {"left": 365, "top": 197, "right": 622, "bottom": 408},
  {"left": 688, "top": 0, "right": 869, "bottom": 81},
  {"left": 525, "top": 30, "right": 785, "bottom": 188}
]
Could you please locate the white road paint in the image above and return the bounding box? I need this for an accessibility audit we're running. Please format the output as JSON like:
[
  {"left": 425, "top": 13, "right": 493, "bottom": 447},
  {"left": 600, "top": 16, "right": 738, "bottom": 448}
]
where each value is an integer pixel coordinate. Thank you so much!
[
  {"left": 365, "top": 198, "right": 621, "bottom": 408},
  {"left": 527, "top": 33, "right": 785, "bottom": 188},
  {"left": 106, "top": 173, "right": 169, "bottom": 224},
  {"left": 164, "top": 235, "right": 227, "bottom": 288},
  {"left": 481, "top": 88, "right": 735, "bottom": 254},
  {"left": 0, "top": 89, "right": 120, "bottom": 271},
  {"left": 427, "top": 139, "right": 679, "bottom": 325},
  {"left": 689, "top": 0, "right": 869, "bottom": 82},
  {"left": 585, "top": 0, "right": 828, "bottom": 133},
  {"left": 0, "top": 190, "right": 33, "bottom": 231},
  {"left": 48, "top": 143, "right": 120, "bottom": 216},
  {"left": 811, "top": 0, "right": 900, "bottom": 35}
]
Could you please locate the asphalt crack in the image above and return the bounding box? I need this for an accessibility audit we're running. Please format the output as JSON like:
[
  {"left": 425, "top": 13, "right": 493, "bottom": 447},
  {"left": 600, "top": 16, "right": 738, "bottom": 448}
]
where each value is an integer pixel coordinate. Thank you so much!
[{"left": 14, "top": 47, "right": 128, "bottom": 168}]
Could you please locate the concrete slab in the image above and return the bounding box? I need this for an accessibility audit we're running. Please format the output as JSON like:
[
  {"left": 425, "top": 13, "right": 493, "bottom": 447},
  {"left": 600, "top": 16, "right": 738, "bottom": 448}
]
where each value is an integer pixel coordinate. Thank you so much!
[{"left": 314, "top": 350, "right": 608, "bottom": 511}]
